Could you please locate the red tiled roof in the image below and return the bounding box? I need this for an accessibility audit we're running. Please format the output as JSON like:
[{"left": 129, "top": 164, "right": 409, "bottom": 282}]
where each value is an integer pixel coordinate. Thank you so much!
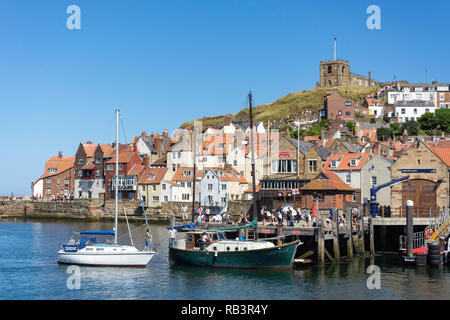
[
  {"left": 301, "top": 171, "right": 354, "bottom": 191},
  {"left": 429, "top": 145, "right": 450, "bottom": 166},
  {"left": 172, "top": 167, "right": 206, "bottom": 181},
  {"left": 323, "top": 153, "right": 369, "bottom": 171},
  {"left": 82, "top": 144, "right": 97, "bottom": 158},
  {"left": 139, "top": 167, "right": 168, "bottom": 184},
  {"left": 204, "top": 167, "right": 247, "bottom": 184},
  {"left": 365, "top": 97, "right": 382, "bottom": 106},
  {"left": 42, "top": 156, "right": 75, "bottom": 178},
  {"left": 304, "top": 136, "right": 320, "bottom": 142}
]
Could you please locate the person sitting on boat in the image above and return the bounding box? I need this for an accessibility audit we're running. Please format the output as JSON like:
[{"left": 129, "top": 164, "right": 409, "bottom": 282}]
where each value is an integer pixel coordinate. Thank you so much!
[
  {"left": 168, "top": 226, "right": 176, "bottom": 247},
  {"left": 145, "top": 229, "right": 151, "bottom": 251},
  {"left": 199, "top": 232, "right": 211, "bottom": 250}
]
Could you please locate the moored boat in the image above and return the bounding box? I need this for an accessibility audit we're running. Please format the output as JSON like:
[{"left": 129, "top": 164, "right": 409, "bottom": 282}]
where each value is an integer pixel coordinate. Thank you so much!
[{"left": 168, "top": 220, "right": 301, "bottom": 269}]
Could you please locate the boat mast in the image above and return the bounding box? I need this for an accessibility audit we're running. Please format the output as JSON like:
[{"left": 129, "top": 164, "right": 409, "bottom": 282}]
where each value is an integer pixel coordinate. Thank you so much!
[
  {"left": 249, "top": 92, "right": 257, "bottom": 221},
  {"left": 115, "top": 108, "right": 119, "bottom": 244},
  {"left": 191, "top": 126, "right": 197, "bottom": 222}
]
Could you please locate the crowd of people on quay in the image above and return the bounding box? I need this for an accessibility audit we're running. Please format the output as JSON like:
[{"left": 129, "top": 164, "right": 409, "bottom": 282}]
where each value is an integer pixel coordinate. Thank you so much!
[
  {"left": 31, "top": 193, "right": 74, "bottom": 202},
  {"left": 175, "top": 203, "right": 362, "bottom": 231}
]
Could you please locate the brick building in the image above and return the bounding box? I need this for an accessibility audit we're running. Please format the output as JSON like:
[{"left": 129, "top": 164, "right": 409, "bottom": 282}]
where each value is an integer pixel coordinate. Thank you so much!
[
  {"left": 74, "top": 142, "right": 113, "bottom": 199},
  {"left": 321, "top": 90, "right": 370, "bottom": 121},
  {"left": 41, "top": 152, "right": 75, "bottom": 200},
  {"left": 104, "top": 144, "right": 146, "bottom": 201}
]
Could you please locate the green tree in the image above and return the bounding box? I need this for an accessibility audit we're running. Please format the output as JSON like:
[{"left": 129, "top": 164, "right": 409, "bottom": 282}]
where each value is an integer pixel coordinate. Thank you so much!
[
  {"left": 417, "top": 112, "right": 437, "bottom": 131},
  {"left": 435, "top": 109, "right": 450, "bottom": 132},
  {"left": 390, "top": 123, "right": 403, "bottom": 136},
  {"left": 377, "top": 127, "right": 393, "bottom": 141},
  {"left": 402, "top": 120, "right": 419, "bottom": 136},
  {"left": 345, "top": 121, "right": 355, "bottom": 135}
]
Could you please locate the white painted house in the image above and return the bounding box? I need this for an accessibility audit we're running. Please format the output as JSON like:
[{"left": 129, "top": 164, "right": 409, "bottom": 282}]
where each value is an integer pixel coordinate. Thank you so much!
[{"left": 393, "top": 100, "right": 435, "bottom": 123}]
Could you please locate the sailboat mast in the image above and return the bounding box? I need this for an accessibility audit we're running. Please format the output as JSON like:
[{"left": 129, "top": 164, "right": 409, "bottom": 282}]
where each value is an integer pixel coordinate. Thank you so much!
[
  {"left": 249, "top": 92, "right": 257, "bottom": 221},
  {"left": 115, "top": 108, "right": 119, "bottom": 244},
  {"left": 191, "top": 127, "right": 197, "bottom": 222}
]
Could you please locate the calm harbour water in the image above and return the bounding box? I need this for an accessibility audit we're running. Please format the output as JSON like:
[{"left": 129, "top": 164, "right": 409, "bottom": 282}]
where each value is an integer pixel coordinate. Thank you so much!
[{"left": 0, "top": 220, "right": 449, "bottom": 300}]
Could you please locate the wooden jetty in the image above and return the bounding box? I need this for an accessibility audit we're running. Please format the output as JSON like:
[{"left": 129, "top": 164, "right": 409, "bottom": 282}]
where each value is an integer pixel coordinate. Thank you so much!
[{"left": 190, "top": 207, "right": 376, "bottom": 265}]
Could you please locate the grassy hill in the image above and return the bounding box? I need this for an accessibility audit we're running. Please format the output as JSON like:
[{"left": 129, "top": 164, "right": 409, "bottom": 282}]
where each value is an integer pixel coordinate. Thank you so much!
[{"left": 180, "top": 86, "right": 380, "bottom": 129}]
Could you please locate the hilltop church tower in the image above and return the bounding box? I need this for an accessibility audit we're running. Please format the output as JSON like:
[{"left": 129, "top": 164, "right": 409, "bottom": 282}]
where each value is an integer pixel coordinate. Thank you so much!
[{"left": 316, "top": 38, "right": 378, "bottom": 88}]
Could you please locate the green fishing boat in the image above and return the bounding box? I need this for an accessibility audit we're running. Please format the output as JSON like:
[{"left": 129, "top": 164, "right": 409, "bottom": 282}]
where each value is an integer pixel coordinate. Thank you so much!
[{"left": 168, "top": 219, "right": 302, "bottom": 269}]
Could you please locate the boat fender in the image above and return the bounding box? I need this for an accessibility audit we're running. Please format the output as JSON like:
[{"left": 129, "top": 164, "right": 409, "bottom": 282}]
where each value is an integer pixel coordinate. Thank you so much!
[{"left": 214, "top": 250, "right": 218, "bottom": 257}]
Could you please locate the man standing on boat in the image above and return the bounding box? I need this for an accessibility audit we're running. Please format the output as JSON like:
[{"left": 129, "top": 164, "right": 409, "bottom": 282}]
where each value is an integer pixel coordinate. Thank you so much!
[
  {"left": 168, "top": 226, "right": 176, "bottom": 247},
  {"left": 145, "top": 229, "right": 151, "bottom": 251}
]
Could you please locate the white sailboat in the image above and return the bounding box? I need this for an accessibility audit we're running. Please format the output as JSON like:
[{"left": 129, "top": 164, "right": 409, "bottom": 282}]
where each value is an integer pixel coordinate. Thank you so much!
[{"left": 57, "top": 109, "right": 157, "bottom": 267}]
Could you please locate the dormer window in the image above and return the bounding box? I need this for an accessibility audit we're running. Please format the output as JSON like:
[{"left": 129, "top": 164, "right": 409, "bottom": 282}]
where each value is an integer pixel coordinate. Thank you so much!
[
  {"left": 330, "top": 161, "right": 336, "bottom": 168},
  {"left": 350, "top": 159, "right": 357, "bottom": 167},
  {"left": 148, "top": 174, "right": 156, "bottom": 180},
  {"left": 183, "top": 170, "right": 192, "bottom": 177},
  {"left": 47, "top": 168, "right": 58, "bottom": 173}
]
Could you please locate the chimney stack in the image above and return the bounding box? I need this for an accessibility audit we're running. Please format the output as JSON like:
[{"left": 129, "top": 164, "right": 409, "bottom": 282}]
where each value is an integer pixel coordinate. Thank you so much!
[
  {"left": 58, "top": 151, "right": 63, "bottom": 159},
  {"left": 163, "top": 129, "right": 169, "bottom": 138}
]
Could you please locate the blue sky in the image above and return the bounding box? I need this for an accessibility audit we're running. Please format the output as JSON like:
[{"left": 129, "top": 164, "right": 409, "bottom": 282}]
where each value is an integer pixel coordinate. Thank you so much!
[{"left": 1, "top": 0, "right": 450, "bottom": 195}]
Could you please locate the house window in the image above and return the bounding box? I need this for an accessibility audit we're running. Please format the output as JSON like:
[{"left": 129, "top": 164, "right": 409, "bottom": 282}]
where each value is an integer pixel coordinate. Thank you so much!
[
  {"left": 47, "top": 168, "right": 57, "bottom": 173},
  {"left": 309, "top": 160, "right": 317, "bottom": 173},
  {"left": 96, "top": 169, "right": 100, "bottom": 177},
  {"left": 350, "top": 159, "right": 356, "bottom": 167},
  {"left": 440, "top": 93, "right": 445, "bottom": 100},
  {"left": 182, "top": 194, "right": 190, "bottom": 200},
  {"left": 221, "top": 197, "right": 226, "bottom": 203},
  {"left": 78, "top": 159, "right": 84, "bottom": 165},
  {"left": 46, "top": 189, "right": 51, "bottom": 195},
  {"left": 180, "top": 182, "right": 185, "bottom": 188},
  {"left": 152, "top": 185, "right": 156, "bottom": 191},
  {"left": 164, "top": 196, "right": 168, "bottom": 202},
  {"left": 172, "top": 165, "right": 176, "bottom": 172},
  {"left": 152, "top": 196, "right": 159, "bottom": 202},
  {"left": 46, "top": 178, "right": 51, "bottom": 184},
  {"left": 345, "top": 101, "right": 352, "bottom": 106},
  {"left": 371, "top": 176, "right": 377, "bottom": 185},
  {"left": 64, "top": 179, "right": 69, "bottom": 185},
  {"left": 233, "top": 160, "right": 238, "bottom": 166},
  {"left": 95, "top": 157, "right": 101, "bottom": 164},
  {"left": 425, "top": 108, "right": 430, "bottom": 113},
  {"left": 187, "top": 182, "right": 192, "bottom": 188},
  {"left": 272, "top": 160, "right": 298, "bottom": 173},
  {"left": 162, "top": 184, "right": 166, "bottom": 190},
  {"left": 107, "top": 164, "right": 113, "bottom": 171},
  {"left": 208, "top": 184, "right": 213, "bottom": 191},
  {"left": 346, "top": 173, "right": 351, "bottom": 184},
  {"left": 148, "top": 174, "right": 156, "bottom": 180},
  {"left": 118, "top": 164, "right": 123, "bottom": 170},
  {"left": 221, "top": 184, "right": 227, "bottom": 190},
  {"left": 353, "top": 192, "right": 357, "bottom": 202},
  {"left": 330, "top": 160, "right": 336, "bottom": 168},
  {"left": 414, "top": 108, "right": 417, "bottom": 115},
  {"left": 183, "top": 170, "right": 192, "bottom": 177},
  {"left": 401, "top": 108, "right": 406, "bottom": 114},
  {"left": 142, "top": 185, "right": 146, "bottom": 191},
  {"left": 57, "top": 179, "right": 60, "bottom": 185}
]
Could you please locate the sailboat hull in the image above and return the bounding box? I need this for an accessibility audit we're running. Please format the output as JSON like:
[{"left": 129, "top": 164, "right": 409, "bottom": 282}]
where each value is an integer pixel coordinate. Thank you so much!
[
  {"left": 169, "top": 241, "right": 300, "bottom": 270},
  {"left": 57, "top": 246, "right": 156, "bottom": 267}
]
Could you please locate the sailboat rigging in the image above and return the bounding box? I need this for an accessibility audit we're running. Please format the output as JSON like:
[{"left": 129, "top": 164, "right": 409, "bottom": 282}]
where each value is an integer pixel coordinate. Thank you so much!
[{"left": 57, "top": 109, "right": 157, "bottom": 267}]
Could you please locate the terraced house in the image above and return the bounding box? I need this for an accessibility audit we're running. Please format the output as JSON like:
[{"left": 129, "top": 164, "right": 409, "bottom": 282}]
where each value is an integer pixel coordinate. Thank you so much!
[
  {"left": 104, "top": 144, "right": 145, "bottom": 201},
  {"left": 39, "top": 152, "right": 75, "bottom": 200},
  {"left": 74, "top": 142, "right": 113, "bottom": 199},
  {"left": 323, "top": 152, "right": 370, "bottom": 204}
]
